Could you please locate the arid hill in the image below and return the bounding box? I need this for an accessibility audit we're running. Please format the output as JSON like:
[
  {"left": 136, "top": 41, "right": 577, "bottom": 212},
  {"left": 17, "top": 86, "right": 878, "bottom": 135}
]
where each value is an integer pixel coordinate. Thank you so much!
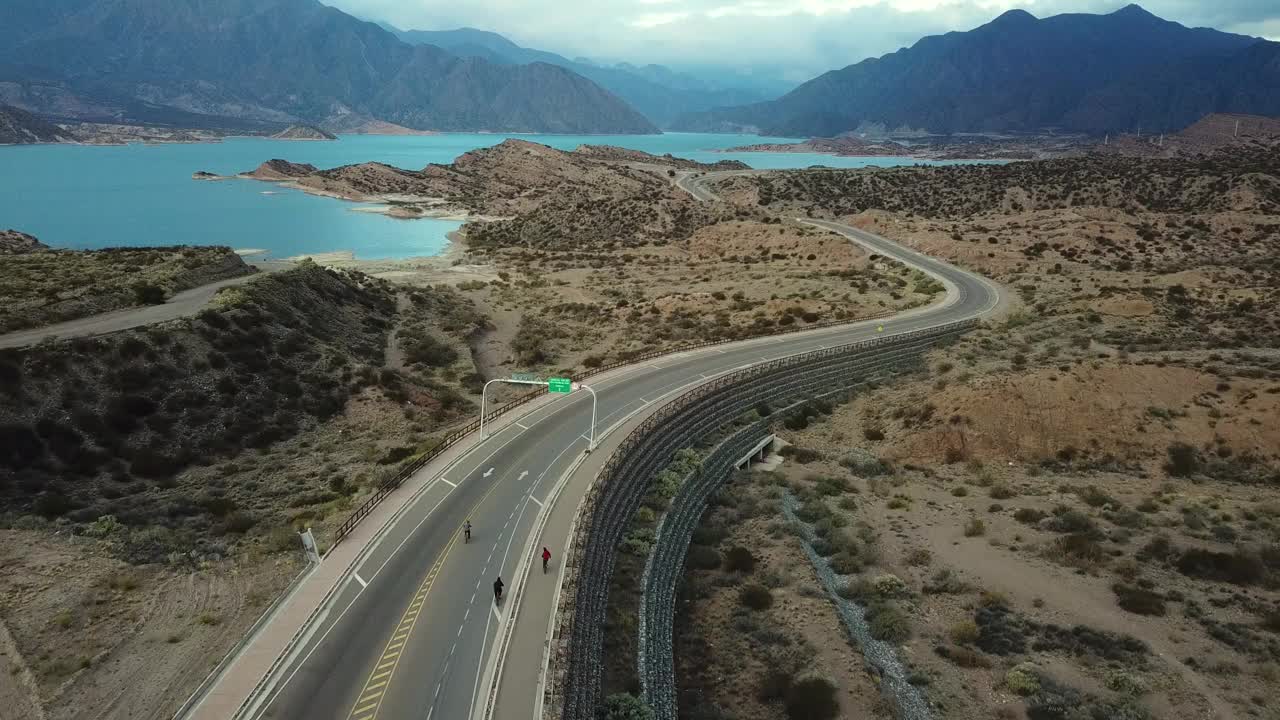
[
  {"left": 0, "top": 230, "right": 48, "bottom": 254},
  {"left": 271, "top": 125, "right": 338, "bottom": 140},
  {"left": 1098, "top": 113, "right": 1280, "bottom": 158},
  {"left": 0, "top": 104, "right": 74, "bottom": 144},
  {"left": 0, "top": 246, "right": 253, "bottom": 334},
  {"left": 241, "top": 139, "right": 746, "bottom": 219}
]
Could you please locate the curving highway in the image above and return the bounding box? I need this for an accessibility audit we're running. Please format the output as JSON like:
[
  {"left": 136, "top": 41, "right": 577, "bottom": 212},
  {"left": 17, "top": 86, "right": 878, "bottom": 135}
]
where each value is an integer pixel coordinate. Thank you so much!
[{"left": 207, "top": 171, "right": 1001, "bottom": 720}]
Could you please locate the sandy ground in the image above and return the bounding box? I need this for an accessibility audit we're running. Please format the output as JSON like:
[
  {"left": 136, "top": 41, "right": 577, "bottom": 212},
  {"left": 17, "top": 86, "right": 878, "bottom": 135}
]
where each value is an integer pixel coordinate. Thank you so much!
[{"left": 0, "top": 529, "right": 302, "bottom": 720}]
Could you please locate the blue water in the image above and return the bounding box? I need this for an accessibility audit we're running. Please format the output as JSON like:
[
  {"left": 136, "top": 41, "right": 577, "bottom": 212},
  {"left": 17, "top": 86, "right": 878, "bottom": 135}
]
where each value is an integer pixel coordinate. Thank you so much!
[{"left": 0, "top": 133, "right": 971, "bottom": 259}]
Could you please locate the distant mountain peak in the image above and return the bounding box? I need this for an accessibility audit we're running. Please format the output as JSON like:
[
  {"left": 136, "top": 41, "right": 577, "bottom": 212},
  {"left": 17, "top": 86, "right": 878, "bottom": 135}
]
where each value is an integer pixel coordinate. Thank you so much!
[
  {"left": 992, "top": 8, "right": 1037, "bottom": 24},
  {"left": 1113, "top": 4, "right": 1157, "bottom": 20}
]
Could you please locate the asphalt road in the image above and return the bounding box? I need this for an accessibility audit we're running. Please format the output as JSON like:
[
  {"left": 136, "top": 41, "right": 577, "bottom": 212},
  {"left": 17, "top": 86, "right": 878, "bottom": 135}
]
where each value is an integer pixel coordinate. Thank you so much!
[{"left": 248, "top": 210, "right": 1000, "bottom": 720}]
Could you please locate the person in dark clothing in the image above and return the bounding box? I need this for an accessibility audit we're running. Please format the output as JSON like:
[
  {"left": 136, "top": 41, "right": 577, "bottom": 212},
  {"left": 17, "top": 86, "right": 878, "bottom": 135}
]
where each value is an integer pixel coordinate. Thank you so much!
[{"left": 493, "top": 576, "right": 504, "bottom": 603}]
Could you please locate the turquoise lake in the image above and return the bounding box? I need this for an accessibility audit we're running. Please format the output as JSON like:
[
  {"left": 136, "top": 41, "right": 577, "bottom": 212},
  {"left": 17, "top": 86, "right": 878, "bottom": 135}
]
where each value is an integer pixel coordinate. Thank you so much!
[{"left": 0, "top": 133, "right": 972, "bottom": 260}]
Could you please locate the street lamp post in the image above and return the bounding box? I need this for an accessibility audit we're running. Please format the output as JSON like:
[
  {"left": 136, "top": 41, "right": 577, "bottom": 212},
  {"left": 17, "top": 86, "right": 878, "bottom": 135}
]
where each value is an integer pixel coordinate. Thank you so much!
[{"left": 479, "top": 376, "right": 597, "bottom": 451}]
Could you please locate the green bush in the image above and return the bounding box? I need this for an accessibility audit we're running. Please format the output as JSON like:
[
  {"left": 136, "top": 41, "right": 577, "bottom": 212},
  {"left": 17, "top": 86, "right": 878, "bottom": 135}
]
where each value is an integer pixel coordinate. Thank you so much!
[
  {"left": 132, "top": 282, "right": 166, "bottom": 305},
  {"left": 867, "top": 601, "right": 911, "bottom": 642},
  {"left": 740, "top": 583, "right": 773, "bottom": 611},
  {"left": 600, "top": 693, "right": 654, "bottom": 720},
  {"left": 1113, "top": 584, "right": 1166, "bottom": 616},
  {"left": 784, "top": 676, "right": 840, "bottom": 720},
  {"left": 724, "top": 546, "right": 756, "bottom": 573},
  {"left": 1164, "top": 443, "right": 1200, "bottom": 477}
]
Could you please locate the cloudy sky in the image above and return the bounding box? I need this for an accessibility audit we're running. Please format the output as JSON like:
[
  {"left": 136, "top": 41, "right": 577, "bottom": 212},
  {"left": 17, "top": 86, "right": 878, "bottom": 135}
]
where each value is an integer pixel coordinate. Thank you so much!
[{"left": 331, "top": 0, "right": 1280, "bottom": 83}]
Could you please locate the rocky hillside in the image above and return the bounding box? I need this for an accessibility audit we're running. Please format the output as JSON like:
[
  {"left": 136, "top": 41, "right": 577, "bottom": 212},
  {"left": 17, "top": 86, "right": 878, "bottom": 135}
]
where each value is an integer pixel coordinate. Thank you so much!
[
  {"left": 271, "top": 125, "right": 337, "bottom": 140},
  {"left": 675, "top": 5, "right": 1278, "bottom": 135},
  {"left": 0, "top": 104, "right": 75, "bottom": 144},
  {"left": 0, "top": 266, "right": 375, "bottom": 551},
  {"left": 0, "top": 0, "right": 656, "bottom": 134},
  {"left": 1099, "top": 113, "right": 1280, "bottom": 158},
  {"left": 0, "top": 230, "right": 48, "bottom": 254}
]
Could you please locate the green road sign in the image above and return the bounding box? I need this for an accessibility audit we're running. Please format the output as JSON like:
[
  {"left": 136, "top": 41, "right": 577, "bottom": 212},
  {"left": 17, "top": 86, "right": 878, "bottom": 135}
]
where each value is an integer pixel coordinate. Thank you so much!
[{"left": 548, "top": 377, "right": 572, "bottom": 393}]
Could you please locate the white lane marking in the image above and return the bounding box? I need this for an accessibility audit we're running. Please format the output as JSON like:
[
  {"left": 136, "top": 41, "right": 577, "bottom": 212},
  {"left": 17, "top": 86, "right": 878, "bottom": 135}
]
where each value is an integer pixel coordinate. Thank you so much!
[
  {"left": 491, "top": 604, "right": 501, "bottom": 621},
  {"left": 517, "top": 470, "right": 529, "bottom": 483},
  {"left": 464, "top": 608, "right": 471, "bottom": 621},
  {"left": 639, "top": 397, "right": 650, "bottom": 404},
  {"left": 648, "top": 363, "right": 662, "bottom": 369},
  {"left": 439, "top": 477, "right": 457, "bottom": 488},
  {"left": 760, "top": 356, "right": 770, "bottom": 361},
  {"left": 529, "top": 494, "right": 543, "bottom": 508},
  {"left": 516, "top": 422, "right": 530, "bottom": 430},
  {"left": 483, "top": 468, "right": 494, "bottom": 478},
  {"left": 699, "top": 374, "right": 709, "bottom": 379},
  {"left": 715, "top": 348, "right": 727, "bottom": 354},
  {"left": 352, "top": 572, "right": 368, "bottom": 589}
]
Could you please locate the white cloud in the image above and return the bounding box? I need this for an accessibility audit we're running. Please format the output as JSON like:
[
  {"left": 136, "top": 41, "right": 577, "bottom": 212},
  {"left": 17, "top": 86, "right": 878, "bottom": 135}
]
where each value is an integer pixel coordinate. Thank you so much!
[{"left": 331, "top": 0, "right": 1280, "bottom": 83}]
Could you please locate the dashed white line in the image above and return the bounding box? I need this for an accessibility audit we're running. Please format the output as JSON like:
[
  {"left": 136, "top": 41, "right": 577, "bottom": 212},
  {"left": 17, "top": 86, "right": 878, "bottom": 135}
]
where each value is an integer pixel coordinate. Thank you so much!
[{"left": 352, "top": 572, "right": 368, "bottom": 588}]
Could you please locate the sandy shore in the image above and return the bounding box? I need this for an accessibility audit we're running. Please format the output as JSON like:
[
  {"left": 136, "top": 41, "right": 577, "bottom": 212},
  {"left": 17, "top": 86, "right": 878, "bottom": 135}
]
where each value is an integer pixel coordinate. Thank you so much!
[{"left": 276, "top": 230, "right": 499, "bottom": 287}]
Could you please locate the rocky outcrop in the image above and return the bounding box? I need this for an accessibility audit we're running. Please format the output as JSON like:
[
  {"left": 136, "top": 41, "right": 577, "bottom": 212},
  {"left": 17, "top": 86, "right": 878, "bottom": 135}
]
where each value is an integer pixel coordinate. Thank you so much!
[
  {"left": 0, "top": 230, "right": 47, "bottom": 254},
  {"left": 271, "top": 125, "right": 338, "bottom": 140},
  {"left": 0, "top": 104, "right": 75, "bottom": 144},
  {"left": 246, "top": 159, "right": 321, "bottom": 181}
]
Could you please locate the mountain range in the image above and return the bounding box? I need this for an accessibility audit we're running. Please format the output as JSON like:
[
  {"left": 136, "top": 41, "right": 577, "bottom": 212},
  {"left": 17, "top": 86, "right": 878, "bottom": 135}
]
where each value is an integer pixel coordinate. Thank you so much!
[
  {"left": 674, "top": 5, "right": 1280, "bottom": 136},
  {"left": 383, "top": 26, "right": 782, "bottom": 128},
  {"left": 0, "top": 0, "right": 656, "bottom": 134}
]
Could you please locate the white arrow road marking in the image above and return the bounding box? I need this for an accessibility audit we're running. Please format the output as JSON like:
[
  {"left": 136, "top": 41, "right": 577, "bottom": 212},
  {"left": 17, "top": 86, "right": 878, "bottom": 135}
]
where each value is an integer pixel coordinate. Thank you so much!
[
  {"left": 483, "top": 468, "right": 494, "bottom": 478},
  {"left": 517, "top": 470, "right": 529, "bottom": 482}
]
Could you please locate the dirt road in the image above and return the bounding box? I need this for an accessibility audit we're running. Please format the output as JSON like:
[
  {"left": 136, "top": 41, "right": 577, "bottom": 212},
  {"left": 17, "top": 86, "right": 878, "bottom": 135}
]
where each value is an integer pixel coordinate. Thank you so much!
[{"left": 0, "top": 263, "right": 290, "bottom": 349}]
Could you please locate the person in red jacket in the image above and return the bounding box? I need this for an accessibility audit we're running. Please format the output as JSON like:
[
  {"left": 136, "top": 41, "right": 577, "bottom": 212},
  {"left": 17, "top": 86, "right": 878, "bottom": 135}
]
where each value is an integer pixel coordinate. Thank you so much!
[{"left": 542, "top": 547, "right": 552, "bottom": 573}]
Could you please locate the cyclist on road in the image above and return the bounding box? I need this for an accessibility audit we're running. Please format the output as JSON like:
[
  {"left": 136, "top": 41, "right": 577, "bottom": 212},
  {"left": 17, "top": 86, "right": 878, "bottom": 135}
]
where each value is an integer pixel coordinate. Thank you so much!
[
  {"left": 464, "top": 520, "right": 472, "bottom": 543},
  {"left": 542, "top": 547, "right": 552, "bottom": 573},
  {"left": 493, "top": 576, "right": 504, "bottom": 604}
]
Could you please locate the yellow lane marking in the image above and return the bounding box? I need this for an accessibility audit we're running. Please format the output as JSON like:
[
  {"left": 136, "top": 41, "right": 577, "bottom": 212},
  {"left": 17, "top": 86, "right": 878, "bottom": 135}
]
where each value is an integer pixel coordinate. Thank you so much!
[{"left": 343, "top": 472, "right": 512, "bottom": 720}]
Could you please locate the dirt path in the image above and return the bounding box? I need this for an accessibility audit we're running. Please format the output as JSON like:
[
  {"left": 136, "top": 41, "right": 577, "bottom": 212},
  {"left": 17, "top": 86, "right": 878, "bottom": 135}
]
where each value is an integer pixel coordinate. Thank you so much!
[
  {"left": 0, "top": 262, "right": 291, "bottom": 350},
  {"left": 384, "top": 292, "right": 411, "bottom": 371}
]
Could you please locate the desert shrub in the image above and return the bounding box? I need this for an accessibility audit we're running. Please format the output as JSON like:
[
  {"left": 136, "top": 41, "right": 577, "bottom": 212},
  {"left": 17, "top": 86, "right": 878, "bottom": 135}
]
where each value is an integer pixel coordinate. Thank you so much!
[
  {"left": 1015, "top": 508, "right": 1047, "bottom": 524},
  {"left": 951, "top": 486, "right": 969, "bottom": 497},
  {"left": 378, "top": 446, "right": 415, "bottom": 465},
  {"left": 924, "top": 568, "right": 971, "bottom": 594},
  {"left": 1113, "top": 584, "right": 1166, "bottom": 616},
  {"left": 1049, "top": 533, "right": 1106, "bottom": 567},
  {"left": 1045, "top": 507, "right": 1097, "bottom": 534},
  {"left": 686, "top": 546, "right": 721, "bottom": 570},
  {"left": 976, "top": 605, "right": 1028, "bottom": 655},
  {"left": 964, "top": 518, "right": 986, "bottom": 537},
  {"left": 784, "top": 676, "right": 839, "bottom": 720},
  {"left": 906, "top": 548, "right": 933, "bottom": 566},
  {"left": 990, "top": 484, "right": 1017, "bottom": 499},
  {"left": 740, "top": 584, "right": 773, "bottom": 610},
  {"left": 724, "top": 546, "right": 756, "bottom": 573},
  {"left": 1164, "top": 443, "right": 1200, "bottom": 477},
  {"left": 1005, "top": 662, "right": 1042, "bottom": 695},
  {"left": 600, "top": 693, "right": 654, "bottom": 720},
  {"left": 132, "top": 282, "right": 166, "bottom": 305},
  {"left": 1176, "top": 547, "right": 1265, "bottom": 585},
  {"left": 950, "top": 620, "right": 980, "bottom": 644},
  {"left": 867, "top": 601, "right": 911, "bottom": 642},
  {"left": 934, "top": 644, "right": 991, "bottom": 668},
  {"left": 863, "top": 427, "right": 885, "bottom": 441}
]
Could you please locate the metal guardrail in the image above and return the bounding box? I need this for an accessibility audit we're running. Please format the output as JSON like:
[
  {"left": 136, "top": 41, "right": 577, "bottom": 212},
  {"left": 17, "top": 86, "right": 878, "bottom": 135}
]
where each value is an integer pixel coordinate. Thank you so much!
[
  {"left": 327, "top": 308, "right": 897, "bottom": 550},
  {"left": 548, "top": 319, "right": 976, "bottom": 719}
]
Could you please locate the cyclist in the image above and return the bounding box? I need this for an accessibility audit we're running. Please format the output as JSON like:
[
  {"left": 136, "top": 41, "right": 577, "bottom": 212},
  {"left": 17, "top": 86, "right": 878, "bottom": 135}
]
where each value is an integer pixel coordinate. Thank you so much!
[
  {"left": 493, "top": 576, "right": 504, "bottom": 604},
  {"left": 464, "top": 520, "right": 472, "bottom": 543},
  {"left": 542, "top": 547, "right": 552, "bottom": 573}
]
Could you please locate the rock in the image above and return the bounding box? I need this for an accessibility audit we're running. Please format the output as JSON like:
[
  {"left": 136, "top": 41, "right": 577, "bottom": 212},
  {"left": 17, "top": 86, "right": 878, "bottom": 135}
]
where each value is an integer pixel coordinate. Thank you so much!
[{"left": 246, "top": 159, "right": 321, "bottom": 180}]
